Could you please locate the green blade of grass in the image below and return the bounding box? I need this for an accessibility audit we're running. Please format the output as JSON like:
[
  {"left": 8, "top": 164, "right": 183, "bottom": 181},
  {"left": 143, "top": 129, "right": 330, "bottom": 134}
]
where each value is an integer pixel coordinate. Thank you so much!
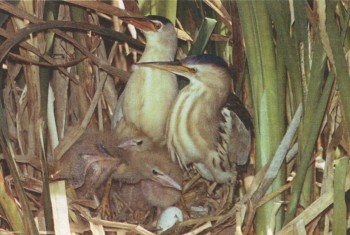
[
  {"left": 333, "top": 156, "right": 348, "bottom": 235},
  {"left": 236, "top": 1, "right": 286, "bottom": 233},
  {"left": 188, "top": 17, "right": 217, "bottom": 56},
  {"left": 138, "top": 0, "right": 177, "bottom": 24}
]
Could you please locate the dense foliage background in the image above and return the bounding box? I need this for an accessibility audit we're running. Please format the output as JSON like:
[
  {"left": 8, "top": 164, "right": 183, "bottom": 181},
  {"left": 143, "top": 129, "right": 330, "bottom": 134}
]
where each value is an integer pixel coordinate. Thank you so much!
[{"left": 0, "top": 0, "right": 349, "bottom": 234}]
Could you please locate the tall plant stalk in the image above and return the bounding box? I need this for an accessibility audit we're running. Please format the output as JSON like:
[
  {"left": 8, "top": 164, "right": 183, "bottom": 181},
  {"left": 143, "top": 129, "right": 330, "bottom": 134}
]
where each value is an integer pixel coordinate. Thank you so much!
[{"left": 236, "top": 1, "right": 285, "bottom": 233}]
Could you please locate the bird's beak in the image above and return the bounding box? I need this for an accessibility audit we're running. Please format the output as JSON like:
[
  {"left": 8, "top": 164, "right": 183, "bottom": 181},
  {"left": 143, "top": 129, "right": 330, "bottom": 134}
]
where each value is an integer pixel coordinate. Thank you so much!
[
  {"left": 117, "top": 139, "right": 136, "bottom": 149},
  {"left": 152, "top": 173, "right": 182, "bottom": 191},
  {"left": 137, "top": 61, "right": 196, "bottom": 77},
  {"left": 120, "top": 16, "right": 158, "bottom": 32}
]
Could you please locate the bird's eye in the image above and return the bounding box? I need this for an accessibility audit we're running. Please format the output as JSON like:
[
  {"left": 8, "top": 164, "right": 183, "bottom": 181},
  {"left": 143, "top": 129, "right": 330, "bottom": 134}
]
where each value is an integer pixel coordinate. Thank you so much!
[
  {"left": 152, "top": 169, "right": 159, "bottom": 175},
  {"left": 136, "top": 140, "right": 143, "bottom": 145},
  {"left": 97, "top": 144, "right": 109, "bottom": 155},
  {"left": 189, "top": 67, "right": 197, "bottom": 73},
  {"left": 154, "top": 22, "right": 162, "bottom": 30}
]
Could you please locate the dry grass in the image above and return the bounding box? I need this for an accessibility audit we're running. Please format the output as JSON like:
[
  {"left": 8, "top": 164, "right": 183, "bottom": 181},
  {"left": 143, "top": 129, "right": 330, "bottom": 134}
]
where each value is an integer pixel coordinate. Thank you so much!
[{"left": 0, "top": 0, "right": 349, "bottom": 234}]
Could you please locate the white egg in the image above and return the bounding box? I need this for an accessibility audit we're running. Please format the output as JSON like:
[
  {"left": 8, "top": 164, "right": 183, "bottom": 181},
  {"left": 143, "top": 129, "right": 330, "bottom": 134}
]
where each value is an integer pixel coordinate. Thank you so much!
[{"left": 157, "top": 207, "right": 184, "bottom": 233}]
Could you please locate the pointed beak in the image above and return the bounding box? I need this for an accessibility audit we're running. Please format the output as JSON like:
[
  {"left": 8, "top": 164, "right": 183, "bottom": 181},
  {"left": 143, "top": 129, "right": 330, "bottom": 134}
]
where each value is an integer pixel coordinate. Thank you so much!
[
  {"left": 120, "top": 16, "right": 158, "bottom": 32},
  {"left": 136, "top": 61, "right": 196, "bottom": 77},
  {"left": 117, "top": 139, "right": 137, "bottom": 149},
  {"left": 152, "top": 173, "right": 182, "bottom": 191}
]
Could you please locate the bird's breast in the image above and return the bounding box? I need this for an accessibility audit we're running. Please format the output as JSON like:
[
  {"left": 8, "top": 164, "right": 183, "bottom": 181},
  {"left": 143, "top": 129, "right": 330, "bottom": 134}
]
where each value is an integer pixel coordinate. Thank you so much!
[
  {"left": 166, "top": 85, "right": 242, "bottom": 183},
  {"left": 122, "top": 67, "right": 178, "bottom": 142},
  {"left": 167, "top": 85, "right": 217, "bottom": 166}
]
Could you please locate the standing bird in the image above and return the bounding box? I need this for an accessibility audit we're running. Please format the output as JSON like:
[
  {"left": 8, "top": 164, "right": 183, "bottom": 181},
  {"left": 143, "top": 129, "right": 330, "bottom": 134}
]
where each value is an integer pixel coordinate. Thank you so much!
[
  {"left": 112, "top": 15, "right": 178, "bottom": 144},
  {"left": 137, "top": 54, "right": 253, "bottom": 183}
]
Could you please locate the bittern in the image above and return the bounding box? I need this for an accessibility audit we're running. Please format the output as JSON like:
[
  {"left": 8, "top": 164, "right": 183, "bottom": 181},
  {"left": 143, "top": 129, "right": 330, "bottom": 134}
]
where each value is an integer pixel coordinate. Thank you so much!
[
  {"left": 114, "top": 118, "right": 155, "bottom": 151},
  {"left": 99, "top": 134, "right": 183, "bottom": 217},
  {"left": 137, "top": 54, "right": 253, "bottom": 183},
  {"left": 113, "top": 15, "right": 178, "bottom": 144},
  {"left": 111, "top": 144, "right": 183, "bottom": 211},
  {"left": 113, "top": 137, "right": 182, "bottom": 190},
  {"left": 52, "top": 131, "right": 121, "bottom": 198}
]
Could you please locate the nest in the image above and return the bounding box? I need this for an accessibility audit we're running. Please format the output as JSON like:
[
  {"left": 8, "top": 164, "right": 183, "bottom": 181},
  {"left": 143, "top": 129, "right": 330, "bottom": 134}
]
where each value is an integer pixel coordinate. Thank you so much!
[
  {"left": 2, "top": 161, "right": 251, "bottom": 234},
  {"left": 1, "top": 1, "right": 349, "bottom": 234}
]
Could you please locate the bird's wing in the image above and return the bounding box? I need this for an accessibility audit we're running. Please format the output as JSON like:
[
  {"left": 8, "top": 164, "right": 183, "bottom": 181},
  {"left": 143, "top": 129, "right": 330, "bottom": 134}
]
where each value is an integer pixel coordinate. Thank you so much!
[
  {"left": 228, "top": 112, "right": 252, "bottom": 166},
  {"left": 223, "top": 93, "right": 253, "bottom": 167},
  {"left": 225, "top": 92, "right": 254, "bottom": 133}
]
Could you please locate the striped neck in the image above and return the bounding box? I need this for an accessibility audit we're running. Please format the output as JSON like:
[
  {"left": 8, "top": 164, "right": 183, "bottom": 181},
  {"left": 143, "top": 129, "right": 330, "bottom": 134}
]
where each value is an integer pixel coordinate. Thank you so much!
[{"left": 167, "top": 82, "right": 228, "bottom": 165}]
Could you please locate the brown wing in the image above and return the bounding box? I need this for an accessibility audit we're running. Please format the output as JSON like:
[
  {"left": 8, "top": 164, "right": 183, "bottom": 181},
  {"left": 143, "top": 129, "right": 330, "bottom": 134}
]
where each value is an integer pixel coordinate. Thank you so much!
[
  {"left": 223, "top": 93, "right": 253, "bottom": 168},
  {"left": 225, "top": 92, "right": 254, "bottom": 134}
]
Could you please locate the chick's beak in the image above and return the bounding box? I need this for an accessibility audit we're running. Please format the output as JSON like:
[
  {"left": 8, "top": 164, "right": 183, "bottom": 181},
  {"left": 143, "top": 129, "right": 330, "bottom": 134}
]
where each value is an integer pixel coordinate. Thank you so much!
[
  {"left": 152, "top": 172, "right": 182, "bottom": 191},
  {"left": 117, "top": 139, "right": 137, "bottom": 149},
  {"left": 136, "top": 61, "right": 196, "bottom": 77},
  {"left": 120, "top": 16, "right": 158, "bottom": 32}
]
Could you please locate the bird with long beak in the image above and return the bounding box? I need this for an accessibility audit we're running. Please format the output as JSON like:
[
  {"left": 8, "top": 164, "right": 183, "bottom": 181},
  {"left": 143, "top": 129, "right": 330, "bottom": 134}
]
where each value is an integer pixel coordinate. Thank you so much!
[
  {"left": 136, "top": 54, "right": 253, "bottom": 183},
  {"left": 110, "top": 142, "right": 183, "bottom": 217},
  {"left": 99, "top": 136, "right": 183, "bottom": 217},
  {"left": 113, "top": 138, "right": 182, "bottom": 191},
  {"left": 112, "top": 15, "right": 178, "bottom": 144},
  {"left": 98, "top": 130, "right": 183, "bottom": 218}
]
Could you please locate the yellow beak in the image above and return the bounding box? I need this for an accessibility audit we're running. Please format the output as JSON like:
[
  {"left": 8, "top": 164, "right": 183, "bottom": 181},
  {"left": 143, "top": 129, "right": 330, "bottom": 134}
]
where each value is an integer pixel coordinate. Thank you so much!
[
  {"left": 136, "top": 61, "right": 196, "bottom": 77},
  {"left": 119, "top": 16, "right": 158, "bottom": 32},
  {"left": 151, "top": 172, "right": 182, "bottom": 191}
]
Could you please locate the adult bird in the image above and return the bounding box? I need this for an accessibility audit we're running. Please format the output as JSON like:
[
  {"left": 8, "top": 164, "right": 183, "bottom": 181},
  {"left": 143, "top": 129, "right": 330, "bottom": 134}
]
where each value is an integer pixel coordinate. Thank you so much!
[
  {"left": 112, "top": 15, "right": 178, "bottom": 144},
  {"left": 137, "top": 54, "right": 253, "bottom": 183}
]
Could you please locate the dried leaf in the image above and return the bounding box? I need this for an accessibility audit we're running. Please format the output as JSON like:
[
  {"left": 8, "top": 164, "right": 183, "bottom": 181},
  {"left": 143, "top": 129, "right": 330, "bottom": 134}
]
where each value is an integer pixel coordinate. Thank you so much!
[{"left": 50, "top": 181, "right": 71, "bottom": 235}]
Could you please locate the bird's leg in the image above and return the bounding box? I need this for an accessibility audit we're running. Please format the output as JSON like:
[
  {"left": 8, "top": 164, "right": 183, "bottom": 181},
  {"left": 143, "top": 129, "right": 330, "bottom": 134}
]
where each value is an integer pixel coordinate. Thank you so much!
[
  {"left": 98, "top": 176, "right": 113, "bottom": 219},
  {"left": 225, "top": 170, "right": 237, "bottom": 212}
]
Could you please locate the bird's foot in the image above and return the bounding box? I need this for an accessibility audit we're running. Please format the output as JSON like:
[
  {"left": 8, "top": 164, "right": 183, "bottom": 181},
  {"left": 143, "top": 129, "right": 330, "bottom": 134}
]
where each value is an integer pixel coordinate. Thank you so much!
[
  {"left": 97, "top": 177, "right": 113, "bottom": 219},
  {"left": 98, "top": 198, "right": 111, "bottom": 219},
  {"left": 223, "top": 171, "right": 237, "bottom": 212}
]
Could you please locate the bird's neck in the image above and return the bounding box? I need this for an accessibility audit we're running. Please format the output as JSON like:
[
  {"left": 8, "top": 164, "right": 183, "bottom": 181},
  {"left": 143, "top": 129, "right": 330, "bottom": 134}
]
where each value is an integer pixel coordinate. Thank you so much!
[
  {"left": 183, "top": 83, "right": 229, "bottom": 112},
  {"left": 167, "top": 83, "right": 229, "bottom": 156},
  {"left": 139, "top": 37, "right": 176, "bottom": 62}
]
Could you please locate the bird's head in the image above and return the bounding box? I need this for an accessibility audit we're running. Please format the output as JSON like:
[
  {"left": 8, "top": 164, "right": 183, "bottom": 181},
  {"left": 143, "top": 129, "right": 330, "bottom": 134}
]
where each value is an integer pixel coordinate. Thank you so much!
[
  {"left": 112, "top": 145, "right": 182, "bottom": 191},
  {"left": 120, "top": 15, "right": 177, "bottom": 44},
  {"left": 147, "top": 164, "right": 182, "bottom": 191},
  {"left": 120, "top": 15, "right": 171, "bottom": 32},
  {"left": 117, "top": 136, "right": 153, "bottom": 152},
  {"left": 137, "top": 54, "right": 232, "bottom": 90},
  {"left": 143, "top": 148, "right": 183, "bottom": 190},
  {"left": 52, "top": 131, "right": 121, "bottom": 189},
  {"left": 114, "top": 119, "right": 155, "bottom": 151}
]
